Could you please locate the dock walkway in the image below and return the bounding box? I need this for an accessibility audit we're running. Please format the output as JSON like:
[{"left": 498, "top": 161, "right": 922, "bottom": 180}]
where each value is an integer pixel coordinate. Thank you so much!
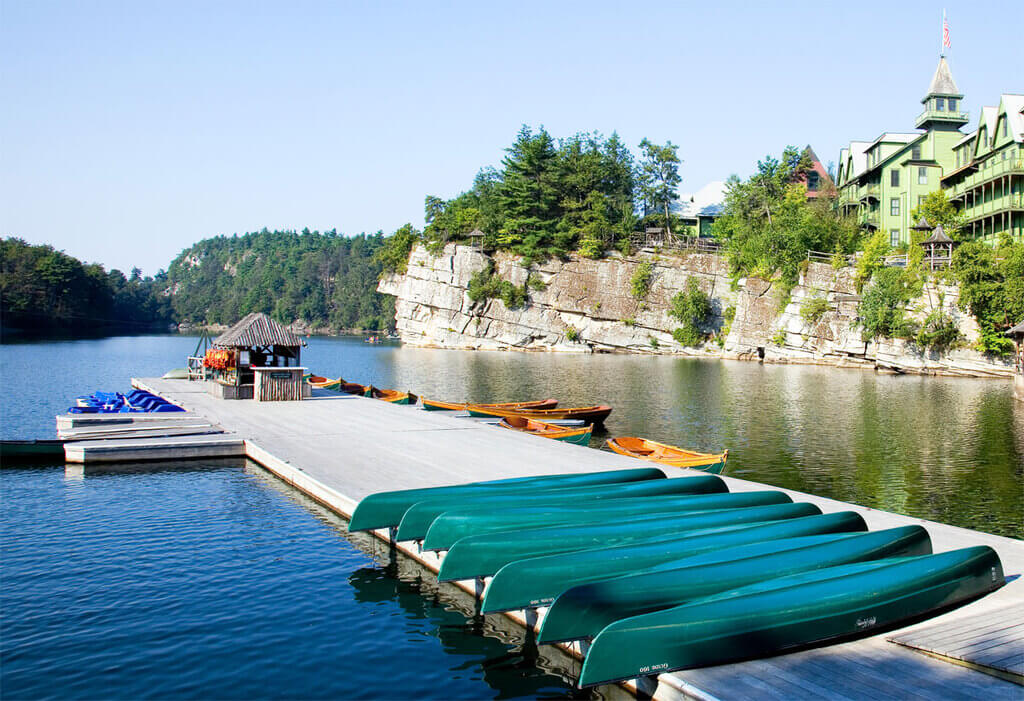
[{"left": 128, "top": 377, "right": 1023, "bottom": 700}]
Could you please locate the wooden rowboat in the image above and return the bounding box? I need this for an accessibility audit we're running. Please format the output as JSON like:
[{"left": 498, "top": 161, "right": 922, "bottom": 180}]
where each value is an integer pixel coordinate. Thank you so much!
[
  {"left": 366, "top": 386, "right": 418, "bottom": 405},
  {"left": 422, "top": 397, "right": 558, "bottom": 412},
  {"left": 498, "top": 416, "right": 592, "bottom": 445},
  {"left": 467, "top": 404, "right": 612, "bottom": 425},
  {"left": 608, "top": 437, "right": 727, "bottom": 473}
]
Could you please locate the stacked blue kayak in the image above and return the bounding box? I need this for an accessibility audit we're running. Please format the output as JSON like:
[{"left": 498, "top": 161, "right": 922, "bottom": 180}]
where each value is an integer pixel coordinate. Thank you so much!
[
  {"left": 69, "top": 389, "right": 185, "bottom": 414},
  {"left": 349, "top": 468, "right": 1006, "bottom": 688}
]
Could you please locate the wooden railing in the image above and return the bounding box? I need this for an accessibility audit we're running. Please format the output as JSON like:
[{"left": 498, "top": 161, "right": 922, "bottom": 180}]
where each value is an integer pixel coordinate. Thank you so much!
[
  {"left": 187, "top": 356, "right": 206, "bottom": 381},
  {"left": 629, "top": 233, "right": 722, "bottom": 253}
]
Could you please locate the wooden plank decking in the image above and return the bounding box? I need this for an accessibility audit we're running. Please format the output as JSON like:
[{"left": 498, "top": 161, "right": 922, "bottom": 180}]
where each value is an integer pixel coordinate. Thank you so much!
[{"left": 127, "top": 377, "right": 1024, "bottom": 700}]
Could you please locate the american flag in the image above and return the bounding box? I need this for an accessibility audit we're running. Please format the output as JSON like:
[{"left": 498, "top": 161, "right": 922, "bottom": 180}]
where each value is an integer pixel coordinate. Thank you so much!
[{"left": 943, "top": 13, "right": 951, "bottom": 49}]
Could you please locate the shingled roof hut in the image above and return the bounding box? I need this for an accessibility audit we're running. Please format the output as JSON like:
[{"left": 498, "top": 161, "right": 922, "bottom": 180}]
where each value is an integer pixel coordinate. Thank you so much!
[{"left": 200, "top": 313, "right": 306, "bottom": 398}]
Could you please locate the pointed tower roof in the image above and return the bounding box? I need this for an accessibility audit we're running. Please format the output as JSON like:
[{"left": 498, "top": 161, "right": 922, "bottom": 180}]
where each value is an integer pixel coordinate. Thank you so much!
[{"left": 924, "top": 57, "right": 962, "bottom": 98}]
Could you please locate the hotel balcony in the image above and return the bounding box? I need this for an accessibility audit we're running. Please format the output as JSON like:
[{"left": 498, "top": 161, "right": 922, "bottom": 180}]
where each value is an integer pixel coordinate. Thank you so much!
[
  {"left": 915, "top": 108, "right": 969, "bottom": 129},
  {"left": 947, "top": 158, "right": 1024, "bottom": 201}
]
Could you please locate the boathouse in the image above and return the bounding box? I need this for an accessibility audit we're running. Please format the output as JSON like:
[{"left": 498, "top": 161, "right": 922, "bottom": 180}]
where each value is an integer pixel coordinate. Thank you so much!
[{"left": 201, "top": 313, "right": 307, "bottom": 401}]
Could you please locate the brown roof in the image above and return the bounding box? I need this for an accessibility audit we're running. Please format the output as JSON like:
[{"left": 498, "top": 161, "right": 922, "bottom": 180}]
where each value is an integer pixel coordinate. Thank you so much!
[
  {"left": 921, "top": 224, "right": 953, "bottom": 244},
  {"left": 910, "top": 216, "right": 932, "bottom": 231},
  {"left": 214, "top": 312, "right": 305, "bottom": 348}
]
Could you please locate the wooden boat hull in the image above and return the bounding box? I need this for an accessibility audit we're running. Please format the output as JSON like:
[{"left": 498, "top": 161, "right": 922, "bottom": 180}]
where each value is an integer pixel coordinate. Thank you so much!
[
  {"left": 396, "top": 474, "right": 726, "bottom": 542},
  {"left": 578, "top": 546, "right": 1004, "bottom": 687},
  {"left": 422, "top": 398, "right": 558, "bottom": 412},
  {"left": 536, "top": 524, "right": 928, "bottom": 642},
  {"left": 498, "top": 416, "right": 592, "bottom": 445},
  {"left": 423, "top": 490, "right": 791, "bottom": 552},
  {"left": 467, "top": 405, "right": 612, "bottom": 425},
  {"left": 608, "top": 437, "right": 728, "bottom": 473},
  {"left": 367, "top": 387, "right": 419, "bottom": 404},
  {"left": 347, "top": 467, "right": 666, "bottom": 532},
  {"left": 436, "top": 502, "right": 821, "bottom": 582}
]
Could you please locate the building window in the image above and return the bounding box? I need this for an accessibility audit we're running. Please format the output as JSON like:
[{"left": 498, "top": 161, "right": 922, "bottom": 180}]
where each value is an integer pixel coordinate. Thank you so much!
[
  {"left": 918, "top": 195, "right": 926, "bottom": 207},
  {"left": 807, "top": 171, "right": 819, "bottom": 191},
  {"left": 890, "top": 169, "right": 899, "bottom": 187},
  {"left": 1004, "top": 119, "right": 1009, "bottom": 137},
  {"left": 1002, "top": 151, "right": 1007, "bottom": 161},
  {"left": 918, "top": 167, "right": 927, "bottom": 185},
  {"left": 956, "top": 151, "right": 961, "bottom": 167},
  {"left": 936, "top": 97, "right": 945, "bottom": 111},
  {"left": 890, "top": 230, "right": 900, "bottom": 246},
  {"left": 912, "top": 146, "right": 922, "bottom": 160},
  {"left": 948, "top": 98, "right": 957, "bottom": 112},
  {"left": 890, "top": 198, "right": 900, "bottom": 216}
]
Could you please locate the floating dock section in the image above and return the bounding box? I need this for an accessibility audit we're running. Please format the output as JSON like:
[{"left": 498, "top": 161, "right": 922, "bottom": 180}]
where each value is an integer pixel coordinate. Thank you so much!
[{"left": 69, "top": 377, "right": 1023, "bottom": 698}]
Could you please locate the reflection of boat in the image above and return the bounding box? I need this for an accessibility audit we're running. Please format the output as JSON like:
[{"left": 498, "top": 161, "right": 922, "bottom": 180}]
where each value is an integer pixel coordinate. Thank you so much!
[
  {"left": 467, "top": 405, "right": 612, "bottom": 425},
  {"left": 607, "top": 437, "right": 727, "bottom": 473},
  {"left": 398, "top": 475, "right": 726, "bottom": 543},
  {"left": 425, "top": 490, "right": 791, "bottom": 554},
  {"left": 366, "top": 386, "right": 418, "bottom": 405},
  {"left": 422, "top": 397, "right": 558, "bottom": 412},
  {"left": 537, "top": 524, "right": 928, "bottom": 644},
  {"left": 348, "top": 467, "right": 666, "bottom": 532},
  {"left": 578, "top": 546, "right": 1004, "bottom": 688},
  {"left": 439, "top": 502, "right": 821, "bottom": 582},
  {"left": 498, "top": 416, "right": 591, "bottom": 445}
]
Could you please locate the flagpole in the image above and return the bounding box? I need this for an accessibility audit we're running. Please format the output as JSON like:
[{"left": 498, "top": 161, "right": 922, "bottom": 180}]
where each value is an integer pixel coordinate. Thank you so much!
[{"left": 941, "top": 9, "right": 946, "bottom": 57}]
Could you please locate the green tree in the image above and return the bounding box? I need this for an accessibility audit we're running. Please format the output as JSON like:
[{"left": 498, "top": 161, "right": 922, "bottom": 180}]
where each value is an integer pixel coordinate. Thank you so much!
[
  {"left": 637, "top": 139, "right": 681, "bottom": 235},
  {"left": 498, "top": 126, "right": 563, "bottom": 261},
  {"left": 910, "top": 190, "right": 965, "bottom": 241}
]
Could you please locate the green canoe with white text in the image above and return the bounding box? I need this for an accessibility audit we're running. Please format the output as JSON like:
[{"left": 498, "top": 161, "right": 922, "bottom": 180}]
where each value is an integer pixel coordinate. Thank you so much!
[
  {"left": 534, "top": 524, "right": 929, "bottom": 641},
  {"left": 422, "top": 490, "right": 791, "bottom": 552},
  {"left": 395, "top": 474, "right": 726, "bottom": 542},
  {"left": 578, "top": 546, "right": 1004, "bottom": 687},
  {"left": 436, "top": 501, "right": 821, "bottom": 582},
  {"left": 347, "top": 467, "right": 666, "bottom": 532}
]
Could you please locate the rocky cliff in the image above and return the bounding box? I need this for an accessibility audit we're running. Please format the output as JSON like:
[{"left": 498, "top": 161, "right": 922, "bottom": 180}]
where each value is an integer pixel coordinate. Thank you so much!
[{"left": 378, "top": 244, "right": 1014, "bottom": 378}]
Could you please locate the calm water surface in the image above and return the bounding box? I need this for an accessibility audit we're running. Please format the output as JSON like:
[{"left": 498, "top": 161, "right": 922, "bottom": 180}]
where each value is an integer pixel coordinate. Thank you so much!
[{"left": 1, "top": 334, "right": 1022, "bottom": 698}]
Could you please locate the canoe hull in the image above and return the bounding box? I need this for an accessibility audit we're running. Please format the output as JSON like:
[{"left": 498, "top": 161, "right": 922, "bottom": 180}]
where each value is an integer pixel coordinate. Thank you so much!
[
  {"left": 578, "top": 546, "right": 1004, "bottom": 687},
  {"left": 422, "top": 398, "right": 559, "bottom": 412},
  {"left": 437, "top": 502, "right": 821, "bottom": 582},
  {"left": 607, "top": 437, "right": 728, "bottom": 472},
  {"left": 424, "top": 490, "right": 791, "bottom": 552},
  {"left": 537, "top": 524, "right": 930, "bottom": 642},
  {"left": 397, "top": 474, "right": 726, "bottom": 542},
  {"left": 347, "top": 467, "right": 667, "bottom": 532},
  {"left": 498, "top": 416, "right": 593, "bottom": 445},
  {"left": 468, "top": 405, "right": 612, "bottom": 425}
]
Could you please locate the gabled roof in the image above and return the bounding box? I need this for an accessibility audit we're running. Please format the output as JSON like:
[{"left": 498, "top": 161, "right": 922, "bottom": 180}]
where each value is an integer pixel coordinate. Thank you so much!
[
  {"left": 955, "top": 130, "right": 976, "bottom": 148},
  {"left": 1000, "top": 94, "right": 1024, "bottom": 144},
  {"left": 847, "top": 141, "right": 870, "bottom": 178},
  {"left": 675, "top": 181, "right": 726, "bottom": 218},
  {"left": 925, "top": 57, "right": 961, "bottom": 97},
  {"left": 214, "top": 312, "right": 305, "bottom": 348},
  {"left": 922, "top": 225, "right": 953, "bottom": 244},
  {"left": 981, "top": 105, "right": 998, "bottom": 135},
  {"left": 1006, "top": 320, "right": 1024, "bottom": 337},
  {"left": 868, "top": 132, "right": 921, "bottom": 149}
]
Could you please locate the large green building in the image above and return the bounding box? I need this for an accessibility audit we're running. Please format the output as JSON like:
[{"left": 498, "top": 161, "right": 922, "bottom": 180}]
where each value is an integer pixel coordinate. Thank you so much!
[{"left": 836, "top": 57, "right": 1023, "bottom": 245}]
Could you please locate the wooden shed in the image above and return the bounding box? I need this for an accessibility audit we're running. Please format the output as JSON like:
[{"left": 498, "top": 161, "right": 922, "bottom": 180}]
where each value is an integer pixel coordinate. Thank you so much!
[{"left": 202, "top": 313, "right": 307, "bottom": 400}]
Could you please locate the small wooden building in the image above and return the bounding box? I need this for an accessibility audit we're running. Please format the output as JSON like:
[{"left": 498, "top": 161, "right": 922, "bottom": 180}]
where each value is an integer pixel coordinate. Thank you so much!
[
  {"left": 201, "top": 313, "right": 307, "bottom": 401},
  {"left": 1008, "top": 321, "right": 1024, "bottom": 403},
  {"left": 919, "top": 224, "right": 955, "bottom": 270}
]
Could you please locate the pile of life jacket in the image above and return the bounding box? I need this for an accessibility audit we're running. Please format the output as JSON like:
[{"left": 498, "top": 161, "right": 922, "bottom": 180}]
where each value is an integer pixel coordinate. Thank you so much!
[{"left": 203, "top": 349, "right": 236, "bottom": 370}]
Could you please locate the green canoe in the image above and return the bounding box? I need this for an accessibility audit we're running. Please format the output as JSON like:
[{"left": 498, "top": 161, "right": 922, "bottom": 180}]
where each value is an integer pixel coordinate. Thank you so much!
[
  {"left": 578, "top": 546, "right": 1004, "bottom": 687},
  {"left": 396, "top": 475, "right": 726, "bottom": 542},
  {"left": 348, "top": 467, "right": 666, "bottom": 532},
  {"left": 436, "top": 502, "right": 821, "bottom": 582},
  {"left": 423, "top": 490, "right": 791, "bottom": 552},
  {"left": 536, "top": 524, "right": 930, "bottom": 641}
]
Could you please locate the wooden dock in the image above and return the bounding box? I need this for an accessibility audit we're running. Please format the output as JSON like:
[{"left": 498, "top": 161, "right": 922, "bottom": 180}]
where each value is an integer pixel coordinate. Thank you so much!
[{"left": 115, "top": 377, "right": 1022, "bottom": 699}]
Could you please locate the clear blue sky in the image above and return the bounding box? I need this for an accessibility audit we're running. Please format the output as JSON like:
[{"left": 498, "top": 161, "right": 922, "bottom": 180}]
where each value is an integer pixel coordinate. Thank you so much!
[{"left": 2, "top": 1, "right": 1020, "bottom": 274}]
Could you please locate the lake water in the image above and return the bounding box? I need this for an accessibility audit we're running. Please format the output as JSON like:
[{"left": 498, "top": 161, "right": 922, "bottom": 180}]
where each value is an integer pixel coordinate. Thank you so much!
[{"left": 1, "top": 334, "right": 1022, "bottom": 698}]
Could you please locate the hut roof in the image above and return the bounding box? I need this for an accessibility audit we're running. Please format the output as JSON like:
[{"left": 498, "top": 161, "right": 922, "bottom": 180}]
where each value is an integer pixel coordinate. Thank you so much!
[
  {"left": 1006, "top": 320, "right": 1024, "bottom": 337},
  {"left": 910, "top": 216, "right": 932, "bottom": 231},
  {"left": 214, "top": 312, "right": 305, "bottom": 348},
  {"left": 922, "top": 224, "right": 953, "bottom": 244}
]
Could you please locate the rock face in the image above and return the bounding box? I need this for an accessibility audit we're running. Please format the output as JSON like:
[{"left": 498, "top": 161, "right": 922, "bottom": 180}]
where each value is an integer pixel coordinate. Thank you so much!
[{"left": 378, "top": 244, "right": 1015, "bottom": 378}]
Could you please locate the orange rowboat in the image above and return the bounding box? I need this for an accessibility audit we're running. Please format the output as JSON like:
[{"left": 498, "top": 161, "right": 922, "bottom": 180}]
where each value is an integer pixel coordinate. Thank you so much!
[
  {"left": 607, "top": 437, "right": 728, "bottom": 473},
  {"left": 422, "top": 397, "right": 558, "bottom": 412},
  {"left": 498, "top": 416, "right": 593, "bottom": 446},
  {"left": 366, "top": 386, "right": 418, "bottom": 405},
  {"left": 467, "top": 404, "right": 612, "bottom": 425}
]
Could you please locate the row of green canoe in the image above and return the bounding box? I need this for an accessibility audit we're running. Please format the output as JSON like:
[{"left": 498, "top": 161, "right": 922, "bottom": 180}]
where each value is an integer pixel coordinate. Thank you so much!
[{"left": 348, "top": 468, "right": 1005, "bottom": 688}]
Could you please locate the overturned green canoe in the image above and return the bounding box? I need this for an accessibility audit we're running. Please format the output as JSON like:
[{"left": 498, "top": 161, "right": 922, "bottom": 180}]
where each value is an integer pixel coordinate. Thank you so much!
[
  {"left": 396, "top": 474, "right": 725, "bottom": 542},
  {"left": 536, "top": 525, "right": 929, "bottom": 641},
  {"left": 578, "top": 546, "right": 1004, "bottom": 687},
  {"left": 348, "top": 467, "right": 666, "bottom": 532},
  {"left": 486, "top": 512, "right": 877, "bottom": 617},
  {"left": 423, "top": 490, "right": 791, "bottom": 552},
  {"left": 437, "top": 501, "right": 821, "bottom": 582}
]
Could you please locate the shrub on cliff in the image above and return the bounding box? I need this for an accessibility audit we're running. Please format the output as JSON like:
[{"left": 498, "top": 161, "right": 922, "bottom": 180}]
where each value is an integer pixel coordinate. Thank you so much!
[
  {"left": 951, "top": 238, "right": 1024, "bottom": 355},
  {"left": 668, "top": 279, "right": 713, "bottom": 346},
  {"left": 374, "top": 224, "right": 420, "bottom": 275},
  {"left": 859, "top": 267, "right": 915, "bottom": 341},
  {"left": 630, "top": 260, "right": 653, "bottom": 298},
  {"left": 467, "top": 262, "right": 526, "bottom": 309},
  {"left": 799, "top": 296, "right": 830, "bottom": 324}
]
